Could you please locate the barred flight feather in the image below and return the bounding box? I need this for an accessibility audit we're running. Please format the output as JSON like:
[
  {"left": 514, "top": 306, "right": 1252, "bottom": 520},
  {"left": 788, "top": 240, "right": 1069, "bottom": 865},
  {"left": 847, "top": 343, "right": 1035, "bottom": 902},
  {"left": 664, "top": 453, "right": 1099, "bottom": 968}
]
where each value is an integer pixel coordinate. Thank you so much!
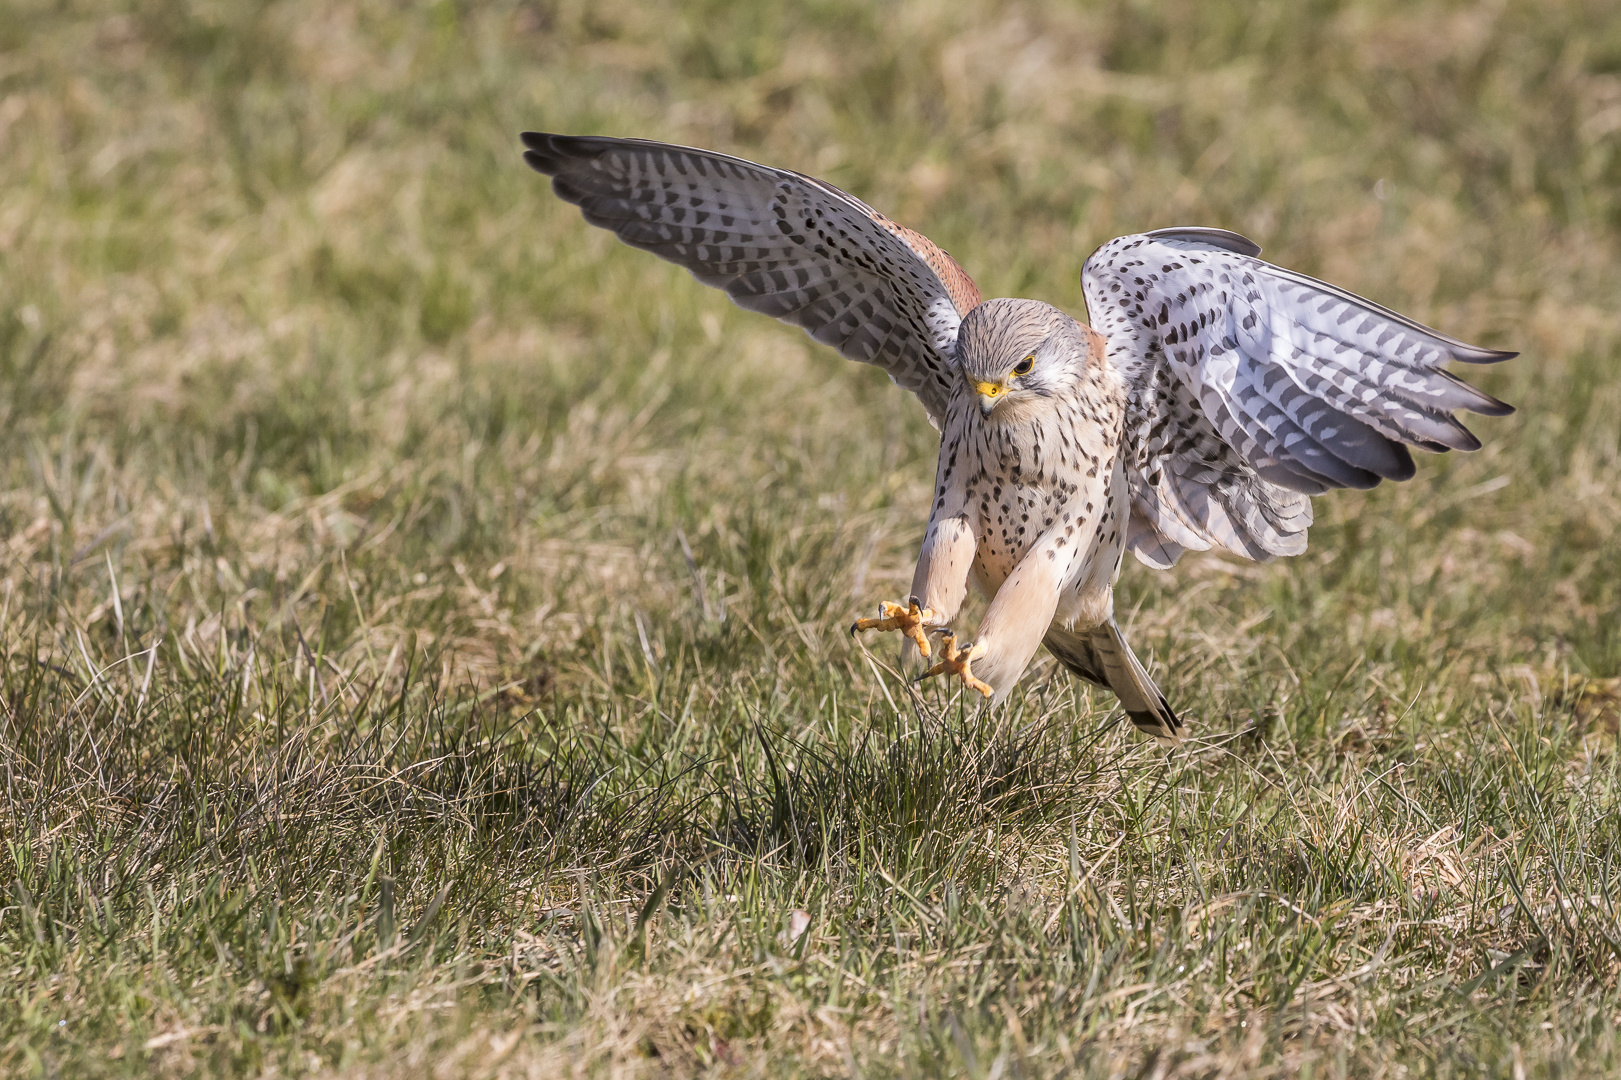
[
  {"left": 522, "top": 132, "right": 979, "bottom": 426},
  {"left": 1083, "top": 230, "right": 1512, "bottom": 565}
]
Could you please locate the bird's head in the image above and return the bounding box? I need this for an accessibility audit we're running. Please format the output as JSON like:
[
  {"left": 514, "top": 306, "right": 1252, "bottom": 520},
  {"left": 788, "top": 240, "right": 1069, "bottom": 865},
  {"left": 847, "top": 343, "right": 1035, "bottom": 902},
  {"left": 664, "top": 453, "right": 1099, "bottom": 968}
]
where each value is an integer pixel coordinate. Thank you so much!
[{"left": 954, "top": 298, "right": 1086, "bottom": 420}]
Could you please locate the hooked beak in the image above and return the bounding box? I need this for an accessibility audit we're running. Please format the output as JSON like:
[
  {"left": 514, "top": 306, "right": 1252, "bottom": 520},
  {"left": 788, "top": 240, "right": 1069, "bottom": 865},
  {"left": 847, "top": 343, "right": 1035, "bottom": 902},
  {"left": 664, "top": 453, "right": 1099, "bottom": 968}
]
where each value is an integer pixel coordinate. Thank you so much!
[{"left": 973, "top": 380, "right": 1006, "bottom": 416}]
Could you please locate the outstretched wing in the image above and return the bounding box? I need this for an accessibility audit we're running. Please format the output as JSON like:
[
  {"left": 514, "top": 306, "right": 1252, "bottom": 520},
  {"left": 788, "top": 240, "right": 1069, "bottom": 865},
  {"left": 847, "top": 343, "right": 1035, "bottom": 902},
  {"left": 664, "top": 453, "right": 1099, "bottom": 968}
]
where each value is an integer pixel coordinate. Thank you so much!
[
  {"left": 1082, "top": 228, "right": 1515, "bottom": 567},
  {"left": 521, "top": 133, "right": 981, "bottom": 425}
]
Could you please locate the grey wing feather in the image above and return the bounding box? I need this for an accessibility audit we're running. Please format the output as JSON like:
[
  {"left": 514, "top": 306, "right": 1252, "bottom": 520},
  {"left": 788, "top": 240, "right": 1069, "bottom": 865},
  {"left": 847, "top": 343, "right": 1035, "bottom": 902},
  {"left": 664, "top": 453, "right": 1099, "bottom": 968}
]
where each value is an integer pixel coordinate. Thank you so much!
[
  {"left": 521, "top": 132, "right": 981, "bottom": 425},
  {"left": 1145, "top": 226, "right": 1262, "bottom": 258},
  {"left": 1083, "top": 230, "right": 1513, "bottom": 565}
]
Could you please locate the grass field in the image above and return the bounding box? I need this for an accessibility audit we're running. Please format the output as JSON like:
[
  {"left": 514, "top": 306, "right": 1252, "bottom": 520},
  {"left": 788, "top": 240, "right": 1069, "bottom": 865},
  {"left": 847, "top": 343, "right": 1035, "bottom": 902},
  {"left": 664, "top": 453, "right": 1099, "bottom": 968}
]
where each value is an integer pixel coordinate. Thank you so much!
[{"left": 3, "top": 0, "right": 1621, "bottom": 1075}]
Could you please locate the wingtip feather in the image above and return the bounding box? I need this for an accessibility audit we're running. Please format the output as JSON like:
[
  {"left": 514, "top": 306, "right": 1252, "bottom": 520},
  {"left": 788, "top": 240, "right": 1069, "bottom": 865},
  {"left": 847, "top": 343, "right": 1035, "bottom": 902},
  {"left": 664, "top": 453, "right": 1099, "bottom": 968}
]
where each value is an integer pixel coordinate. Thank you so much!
[
  {"left": 1385, "top": 443, "right": 1417, "bottom": 482},
  {"left": 520, "top": 132, "right": 582, "bottom": 177},
  {"left": 1451, "top": 426, "right": 1484, "bottom": 452},
  {"left": 1465, "top": 394, "right": 1516, "bottom": 417},
  {"left": 519, "top": 131, "right": 622, "bottom": 176},
  {"left": 1452, "top": 347, "right": 1519, "bottom": 365}
]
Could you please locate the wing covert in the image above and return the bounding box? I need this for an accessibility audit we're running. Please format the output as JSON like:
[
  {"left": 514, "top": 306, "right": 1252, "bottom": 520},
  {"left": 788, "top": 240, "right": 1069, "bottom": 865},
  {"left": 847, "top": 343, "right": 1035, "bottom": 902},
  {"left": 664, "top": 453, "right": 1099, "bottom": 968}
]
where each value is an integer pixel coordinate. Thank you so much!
[
  {"left": 521, "top": 132, "right": 980, "bottom": 425},
  {"left": 1083, "top": 230, "right": 1514, "bottom": 566}
]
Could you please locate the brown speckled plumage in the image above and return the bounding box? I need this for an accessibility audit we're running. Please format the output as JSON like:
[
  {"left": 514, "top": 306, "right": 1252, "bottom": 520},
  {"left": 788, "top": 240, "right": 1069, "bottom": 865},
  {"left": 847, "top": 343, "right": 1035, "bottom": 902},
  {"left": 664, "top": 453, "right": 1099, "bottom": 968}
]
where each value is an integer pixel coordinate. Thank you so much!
[{"left": 523, "top": 134, "right": 1516, "bottom": 744}]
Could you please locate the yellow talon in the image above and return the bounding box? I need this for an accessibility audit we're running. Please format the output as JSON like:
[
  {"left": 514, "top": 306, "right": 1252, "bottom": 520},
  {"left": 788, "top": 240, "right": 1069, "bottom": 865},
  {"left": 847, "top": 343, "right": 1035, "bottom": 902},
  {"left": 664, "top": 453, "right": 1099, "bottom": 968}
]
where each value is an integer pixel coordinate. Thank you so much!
[
  {"left": 916, "top": 632, "right": 994, "bottom": 698},
  {"left": 850, "top": 599, "right": 939, "bottom": 657}
]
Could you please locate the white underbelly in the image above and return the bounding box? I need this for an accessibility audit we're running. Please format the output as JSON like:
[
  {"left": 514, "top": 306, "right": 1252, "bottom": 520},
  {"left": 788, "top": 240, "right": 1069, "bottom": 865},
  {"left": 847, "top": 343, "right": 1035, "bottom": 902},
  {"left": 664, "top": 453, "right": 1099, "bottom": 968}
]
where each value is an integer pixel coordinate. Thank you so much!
[
  {"left": 965, "top": 473, "right": 1061, "bottom": 589},
  {"left": 970, "top": 464, "right": 1129, "bottom": 631},
  {"left": 1053, "top": 462, "right": 1130, "bottom": 630}
]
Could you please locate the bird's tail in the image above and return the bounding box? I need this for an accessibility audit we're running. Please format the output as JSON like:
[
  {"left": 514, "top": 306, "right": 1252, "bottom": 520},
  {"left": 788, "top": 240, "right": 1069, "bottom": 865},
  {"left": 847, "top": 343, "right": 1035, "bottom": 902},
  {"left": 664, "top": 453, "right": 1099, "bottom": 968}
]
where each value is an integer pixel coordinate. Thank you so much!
[{"left": 1043, "top": 620, "right": 1184, "bottom": 745}]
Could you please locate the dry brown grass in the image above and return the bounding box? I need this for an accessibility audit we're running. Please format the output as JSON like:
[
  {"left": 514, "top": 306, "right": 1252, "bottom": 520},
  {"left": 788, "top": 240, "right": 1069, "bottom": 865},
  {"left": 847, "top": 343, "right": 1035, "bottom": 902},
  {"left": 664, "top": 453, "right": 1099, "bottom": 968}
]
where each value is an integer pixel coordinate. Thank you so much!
[{"left": 2, "top": 0, "right": 1621, "bottom": 1075}]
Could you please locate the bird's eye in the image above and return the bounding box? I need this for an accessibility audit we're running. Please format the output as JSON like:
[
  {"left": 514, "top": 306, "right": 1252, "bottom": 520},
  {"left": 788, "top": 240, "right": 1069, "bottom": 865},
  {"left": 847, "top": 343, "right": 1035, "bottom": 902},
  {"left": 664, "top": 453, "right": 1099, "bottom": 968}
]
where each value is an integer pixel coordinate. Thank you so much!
[{"left": 1011, "top": 354, "right": 1035, "bottom": 377}]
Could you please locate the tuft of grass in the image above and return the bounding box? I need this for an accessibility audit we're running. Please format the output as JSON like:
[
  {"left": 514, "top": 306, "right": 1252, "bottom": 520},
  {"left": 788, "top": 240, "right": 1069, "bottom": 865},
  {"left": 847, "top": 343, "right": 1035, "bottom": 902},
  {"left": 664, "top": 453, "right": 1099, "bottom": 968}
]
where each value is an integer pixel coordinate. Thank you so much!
[{"left": 2, "top": 0, "right": 1620, "bottom": 1075}]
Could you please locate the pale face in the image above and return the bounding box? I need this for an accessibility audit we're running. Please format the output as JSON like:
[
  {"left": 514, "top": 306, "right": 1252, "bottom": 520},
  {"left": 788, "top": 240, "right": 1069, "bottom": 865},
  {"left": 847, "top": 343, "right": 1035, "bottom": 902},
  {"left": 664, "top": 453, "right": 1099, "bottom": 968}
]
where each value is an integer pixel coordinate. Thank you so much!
[{"left": 954, "top": 298, "right": 1084, "bottom": 420}]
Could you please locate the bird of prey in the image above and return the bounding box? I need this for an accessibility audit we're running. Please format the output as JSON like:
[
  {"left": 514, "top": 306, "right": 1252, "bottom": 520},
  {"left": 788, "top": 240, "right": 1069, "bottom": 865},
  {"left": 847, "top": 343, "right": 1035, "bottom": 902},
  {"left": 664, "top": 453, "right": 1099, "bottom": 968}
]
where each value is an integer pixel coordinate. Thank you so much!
[{"left": 520, "top": 132, "right": 1514, "bottom": 743}]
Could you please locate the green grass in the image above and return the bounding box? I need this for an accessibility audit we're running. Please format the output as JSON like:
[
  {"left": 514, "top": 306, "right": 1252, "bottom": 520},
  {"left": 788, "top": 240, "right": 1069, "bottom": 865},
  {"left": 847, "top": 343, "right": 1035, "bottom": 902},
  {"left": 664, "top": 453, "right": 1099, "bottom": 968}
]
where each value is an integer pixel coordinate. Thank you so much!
[{"left": 2, "top": 0, "right": 1620, "bottom": 1074}]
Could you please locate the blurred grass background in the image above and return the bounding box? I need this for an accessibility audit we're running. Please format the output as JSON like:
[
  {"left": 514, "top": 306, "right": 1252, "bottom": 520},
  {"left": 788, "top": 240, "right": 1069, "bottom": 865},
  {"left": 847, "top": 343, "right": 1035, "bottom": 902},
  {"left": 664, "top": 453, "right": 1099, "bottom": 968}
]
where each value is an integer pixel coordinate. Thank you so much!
[{"left": 1, "top": 0, "right": 1619, "bottom": 1075}]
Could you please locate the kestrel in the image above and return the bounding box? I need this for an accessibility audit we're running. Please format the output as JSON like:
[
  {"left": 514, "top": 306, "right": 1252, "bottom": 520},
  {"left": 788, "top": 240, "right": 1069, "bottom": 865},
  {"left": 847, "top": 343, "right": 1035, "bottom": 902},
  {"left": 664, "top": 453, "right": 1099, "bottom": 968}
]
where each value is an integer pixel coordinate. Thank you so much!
[{"left": 521, "top": 133, "right": 1514, "bottom": 744}]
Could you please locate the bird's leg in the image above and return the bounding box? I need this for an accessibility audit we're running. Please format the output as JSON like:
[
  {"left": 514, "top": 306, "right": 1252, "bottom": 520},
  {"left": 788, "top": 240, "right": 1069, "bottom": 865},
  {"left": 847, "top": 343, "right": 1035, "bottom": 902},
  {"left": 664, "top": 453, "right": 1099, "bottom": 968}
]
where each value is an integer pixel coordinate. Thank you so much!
[
  {"left": 915, "top": 631, "right": 994, "bottom": 697},
  {"left": 850, "top": 598, "right": 941, "bottom": 657},
  {"left": 858, "top": 513, "right": 974, "bottom": 667},
  {"left": 951, "top": 534, "right": 1076, "bottom": 701}
]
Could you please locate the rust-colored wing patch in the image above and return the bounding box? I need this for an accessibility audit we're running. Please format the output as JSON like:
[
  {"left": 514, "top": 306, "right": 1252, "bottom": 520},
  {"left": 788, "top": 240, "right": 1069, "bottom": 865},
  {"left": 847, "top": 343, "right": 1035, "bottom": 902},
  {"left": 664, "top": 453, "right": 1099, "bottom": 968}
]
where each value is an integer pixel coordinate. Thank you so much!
[{"left": 870, "top": 214, "right": 982, "bottom": 317}]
